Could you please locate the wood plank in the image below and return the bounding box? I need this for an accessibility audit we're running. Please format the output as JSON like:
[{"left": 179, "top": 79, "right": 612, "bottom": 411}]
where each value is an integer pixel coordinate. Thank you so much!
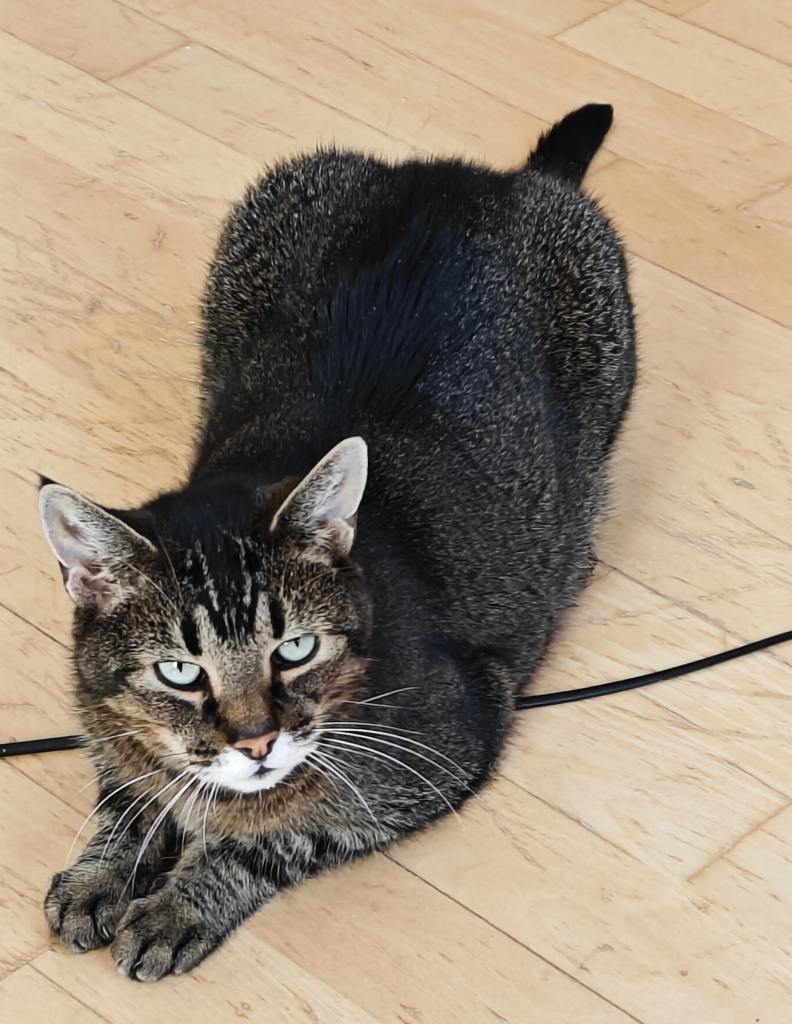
[
  {"left": 0, "top": 229, "right": 200, "bottom": 450},
  {"left": 597, "top": 256, "right": 792, "bottom": 637},
  {"left": 0, "top": 29, "right": 257, "bottom": 220},
  {"left": 0, "top": 967, "right": 107, "bottom": 1024},
  {"left": 0, "top": 766, "right": 80, "bottom": 974},
  {"left": 640, "top": 0, "right": 706, "bottom": 14},
  {"left": 379, "top": 0, "right": 622, "bottom": 40},
  {"left": 0, "top": 131, "right": 212, "bottom": 324},
  {"left": 35, "top": 934, "right": 382, "bottom": 1024},
  {"left": 126, "top": 0, "right": 622, "bottom": 41},
  {"left": 391, "top": 780, "right": 792, "bottom": 1023},
  {"left": 507, "top": 567, "right": 792, "bottom": 878},
  {"left": 0, "top": 605, "right": 90, "bottom": 815},
  {"left": 0, "top": 182, "right": 208, "bottom": 635},
  {"left": 148, "top": 0, "right": 792, "bottom": 205},
  {"left": 686, "top": 0, "right": 792, "bottom": 69},
  {"left": 743, "top": 181, "right": 792, "bottom": 229},
  {"left": 0, "top": 329, "right": 194, "bottom": 522},
  {"left": 120, "top": 0, "right": 216, "bottom": 15},
  {"left": 110, "top": 43, "right": 417, "bottom": 165},
  {"left": 347, "top": 0, "right": 792, "bottom": 205},
  {"left": 0, "top": 233, "right": 201, "bottom": 637},
  {"left": 36, "top": 854, "right": 638, "bottom": 1023},
  {"left": 258, "top": 854, "right": 638, "bottom": 1024},
  {"left": 113, "top": 0, "right": 570, "bottom": 171},
  {"left": 690, "top": 804, "right": 792, "bottom": 986},
  {"left": 588, "top": 154, "right": 792, "bottom": 325},
  {"left": 0, "top": 0, "right": 185, "bottom": 81},
  {"left": 559, "top": 0, "right": 792, "bottom": 145}
]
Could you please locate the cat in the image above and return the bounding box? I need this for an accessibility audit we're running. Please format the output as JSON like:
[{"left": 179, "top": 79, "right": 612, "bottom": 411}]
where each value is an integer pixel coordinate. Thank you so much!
[{"left": 38, "top": 103, "right": 635, "bottom": 981}]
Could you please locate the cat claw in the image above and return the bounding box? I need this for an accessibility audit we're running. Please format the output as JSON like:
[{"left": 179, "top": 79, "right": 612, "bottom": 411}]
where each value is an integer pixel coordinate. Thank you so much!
[
  {"left": 44, "top": 868, "right": 125, "bottom": 952},
  {"left": 112, "top": 891, "right": 219, "bottom": 981}
]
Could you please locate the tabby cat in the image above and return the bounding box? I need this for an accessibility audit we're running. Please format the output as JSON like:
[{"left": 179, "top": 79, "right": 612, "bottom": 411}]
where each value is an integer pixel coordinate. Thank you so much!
[{"left": 39, "top": 103, "right": 635, "bottom": 981}]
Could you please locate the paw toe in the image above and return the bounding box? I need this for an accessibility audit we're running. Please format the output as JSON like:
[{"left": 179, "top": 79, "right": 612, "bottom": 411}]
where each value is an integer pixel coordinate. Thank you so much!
[
  {"left": 172, "top": 936, "right": 214, "bottom": 975},
  {"left": 43, "top": 866, "right": 129, "bottom": 950},
  {"left": 131, "top": 943, "right": 175, "bottom": 983}
]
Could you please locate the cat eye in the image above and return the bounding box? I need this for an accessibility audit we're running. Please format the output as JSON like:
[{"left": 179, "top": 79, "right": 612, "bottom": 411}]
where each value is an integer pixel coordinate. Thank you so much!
[
  {"left": 272, "top": 634, "right": 318, "bottom": 667},
  {"left": 154, "top": 661, "right": 205, "bottom": 690}
]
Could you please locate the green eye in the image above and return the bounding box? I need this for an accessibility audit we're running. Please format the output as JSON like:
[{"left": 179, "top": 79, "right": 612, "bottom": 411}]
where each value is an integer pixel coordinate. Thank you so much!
[
  {"left": 155, "top": 661, "right": 204, "bottom": 689},
  {"left": 273, "top": 635, "right": 318, "bottom": 666}
]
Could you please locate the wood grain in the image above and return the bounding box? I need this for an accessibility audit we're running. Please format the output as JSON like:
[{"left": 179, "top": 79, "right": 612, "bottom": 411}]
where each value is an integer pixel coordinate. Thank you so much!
[
  {"left": 111, "top": 44, "right": 419, "bottom": 165},
  {"left": 391, "top": 781, "right": 792, "bottom": 1024},
  {"left": 686, "top": 0, "right": 792, "bottom": 67},
  {"left": 0, "top": 0, "right": 185, "bottom": 81},
  {"left": 560, "top": 1, "right": 792, "bottom": 144},
  {"left": 2, "top": 0, "right": 792, "bottom": 1020},
  {"left": 0, "top": 968, "right": 107, "bottom": 1024}
]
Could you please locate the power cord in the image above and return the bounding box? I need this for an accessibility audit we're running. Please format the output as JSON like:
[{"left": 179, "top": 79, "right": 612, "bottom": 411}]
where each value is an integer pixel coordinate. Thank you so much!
[
  {"left": 3, "top": 627, "right": 792, "bottom": 757},
  {"left": 516, "top": 627, "right": 792, "bottom": 708}
]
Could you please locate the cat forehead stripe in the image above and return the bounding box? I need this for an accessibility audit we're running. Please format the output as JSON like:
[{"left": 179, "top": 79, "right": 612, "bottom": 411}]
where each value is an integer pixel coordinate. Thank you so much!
[{"left": 181, "top": 538, "right": 265, "bottom": 642}]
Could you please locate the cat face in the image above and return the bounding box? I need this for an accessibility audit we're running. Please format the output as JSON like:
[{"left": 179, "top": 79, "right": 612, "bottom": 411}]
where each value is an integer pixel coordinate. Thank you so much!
[{"left": 39, "top": 438, "right": 371, "bottom": 800}]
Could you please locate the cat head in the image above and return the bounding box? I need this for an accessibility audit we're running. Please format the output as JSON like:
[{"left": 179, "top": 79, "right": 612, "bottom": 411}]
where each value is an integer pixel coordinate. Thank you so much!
[{"left": 38, "top": 438, "right": 372, "bottom": 798}]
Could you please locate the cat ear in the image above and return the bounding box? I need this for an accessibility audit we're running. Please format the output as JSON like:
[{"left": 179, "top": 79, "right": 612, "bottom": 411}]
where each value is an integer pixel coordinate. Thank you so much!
[
  {"left": 38, "top": 483, "right": 156, "bottom": 610},
  {"left": 271, "top": 437, "right": 368, "bottom": 559}
]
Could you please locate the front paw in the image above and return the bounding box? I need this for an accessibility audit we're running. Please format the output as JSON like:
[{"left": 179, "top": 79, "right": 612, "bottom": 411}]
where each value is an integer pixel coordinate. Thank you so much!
[
  {"left": 45, "top": 864, "right": 130, "bottom": 952},
  {"left": 112, "top": 890, "right": 222, "bottom": 981}
]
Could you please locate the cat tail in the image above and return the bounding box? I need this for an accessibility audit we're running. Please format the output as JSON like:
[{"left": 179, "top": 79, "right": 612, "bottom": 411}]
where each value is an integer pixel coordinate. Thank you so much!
[{"left": 525, "top": 103, "right": 613, "bottom": 186}]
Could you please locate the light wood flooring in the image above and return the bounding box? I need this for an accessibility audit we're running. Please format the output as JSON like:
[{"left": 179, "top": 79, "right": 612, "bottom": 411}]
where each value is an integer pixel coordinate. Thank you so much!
[{"left": 2, "top": 1, "right": 792, "bottom": 1021}]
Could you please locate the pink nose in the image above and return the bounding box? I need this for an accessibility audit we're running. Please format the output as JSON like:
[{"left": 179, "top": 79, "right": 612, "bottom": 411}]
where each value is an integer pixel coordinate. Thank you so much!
[{"left": 233, "top": 730, "right": 280, "bottom": 761}]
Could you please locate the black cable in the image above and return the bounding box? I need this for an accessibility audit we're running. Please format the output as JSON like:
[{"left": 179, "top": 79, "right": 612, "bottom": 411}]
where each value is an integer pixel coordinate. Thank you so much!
[
  {"left": 0, "top": 734, "right": 84, "bottom": 758},
  {"left": 4, "top": 628, "right": 792, "bottom": 757},
  {"left": 516, "top": 627, "right": 792, "bottom": 709}
]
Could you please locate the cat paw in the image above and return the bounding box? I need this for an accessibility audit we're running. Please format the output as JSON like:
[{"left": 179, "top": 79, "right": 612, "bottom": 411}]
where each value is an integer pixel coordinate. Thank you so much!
[
  {"left": 44, "top": 866, "right": 129, "bottom": 952},
  {"left": 112, "top": 891, "right": 222, "bottom": 981}
]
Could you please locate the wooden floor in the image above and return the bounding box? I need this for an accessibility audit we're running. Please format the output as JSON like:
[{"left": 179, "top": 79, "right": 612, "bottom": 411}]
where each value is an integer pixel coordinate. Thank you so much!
[{"left": 2, "top": 0, "right": 792, "bottom": 1020}]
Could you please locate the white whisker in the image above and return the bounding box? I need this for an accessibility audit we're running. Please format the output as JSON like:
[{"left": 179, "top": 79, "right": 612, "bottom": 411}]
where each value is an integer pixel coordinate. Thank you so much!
[
  {"left": 78, "top": 764, "right": 116, "bottom": 794},
  {"left": 341, "top": 687, "right": 418, "bottom": 706},
  {"left": 107, "top": 770, "right": 191, "bottom": 857},
  {"left": 99, "top": 783, "right": 161, "bottom": 869},
  {"left": 308, "top": 750, "right": 379, "bottom": 826},
  {"left": 201, "top": 782, "right": 220, "bottom": 858},
  {"left": 86, "top": 730, "right": 141, "bottom": 745},
  {"left": 125, "top": 772, "right": 198, "bottom": 896},
  {"left": 319, "top": 726, "right": 469, "bottom": 780},
  {"left": 65, "top": 769, "right": 163, "bottom": 868},
  {"left": 179, "top": 779, "right": 208, "bottom": 848},
  {"left": 321, "top": 737, "right": 463, "bottom": 828},
  {"left": 322, "top": 718, "right": 423, "bottom": 736}
]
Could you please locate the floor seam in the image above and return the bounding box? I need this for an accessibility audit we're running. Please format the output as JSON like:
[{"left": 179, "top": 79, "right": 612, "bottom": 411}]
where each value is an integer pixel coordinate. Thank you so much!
[
  {"left": 0, "top": 601, "right": 69, "bottom": 650},
  {"left": 599, "top": 561, "right": 792, "bottom": 674},
  {"left": 687, "top": 799, "right": 792, "bottom": 884},
  {"left": 106, "top": 33, "right": 428, "bottom": 158},
  {"left": 0, "top": 945, "right": 51, "bottom": 983},
  {"left": 387, "top": 853, "right": 647, "bottom": 1024},
  {"left": 29, "top": 960, "right": 115, "bottom": 1023}
]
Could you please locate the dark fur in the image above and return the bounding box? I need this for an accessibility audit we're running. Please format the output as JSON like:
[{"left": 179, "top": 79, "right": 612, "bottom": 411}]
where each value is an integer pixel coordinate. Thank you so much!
[{"left": 43, "top": 104, "right": 635, "bottom": 980}]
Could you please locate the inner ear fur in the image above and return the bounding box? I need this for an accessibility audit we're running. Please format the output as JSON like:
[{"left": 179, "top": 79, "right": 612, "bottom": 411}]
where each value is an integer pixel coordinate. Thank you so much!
[
  {"left": 38, "top": 483, "right": 157, "bottom": 611},
  {"left": 270, "top": 437, "right": 368, "bottom": 560}
]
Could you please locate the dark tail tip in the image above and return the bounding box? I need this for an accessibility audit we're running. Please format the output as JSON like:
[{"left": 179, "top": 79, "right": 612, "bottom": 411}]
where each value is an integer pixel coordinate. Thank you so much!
[{"left": 526, "top": 104, "right": 613, "bottom": 186}]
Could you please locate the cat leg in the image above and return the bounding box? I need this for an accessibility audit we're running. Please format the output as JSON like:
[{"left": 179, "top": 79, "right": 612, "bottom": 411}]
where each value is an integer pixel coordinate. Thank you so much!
[
  {"left": 45, "top": 787, "right": 176, "bottom": 953},
  {"left": 111, "top": 831, "right": 327, "bottom": 981}
]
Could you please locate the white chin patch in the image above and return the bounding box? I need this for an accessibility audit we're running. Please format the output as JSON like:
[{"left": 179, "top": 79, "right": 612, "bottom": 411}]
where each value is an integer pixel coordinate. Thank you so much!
[{"left": 199, "top": 732, "right": 315, "bottom": 794}]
